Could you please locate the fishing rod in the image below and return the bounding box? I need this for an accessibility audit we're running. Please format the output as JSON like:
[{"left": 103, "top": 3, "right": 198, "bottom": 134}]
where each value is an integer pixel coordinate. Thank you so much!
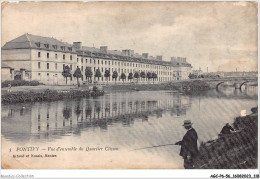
[{"left": 132, "top": 143, "right": 178, "bottom": 151}]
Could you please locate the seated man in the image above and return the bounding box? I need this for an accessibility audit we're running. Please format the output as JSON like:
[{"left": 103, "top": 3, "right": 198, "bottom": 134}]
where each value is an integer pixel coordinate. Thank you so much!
[{"left": 220, "top": 123, "right": 234, "bottom": 135}]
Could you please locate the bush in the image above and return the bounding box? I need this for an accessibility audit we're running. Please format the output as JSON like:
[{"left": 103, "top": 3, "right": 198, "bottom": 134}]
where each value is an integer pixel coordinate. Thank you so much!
[
  {"left": 2, "top": 89, "right": 105, "bottom": 104},
  {"left": 93, "top": 85, "right": 98, "bottom": 92},
  {"left": 1, "top": 80, "right": 42, "bottom": 88}
]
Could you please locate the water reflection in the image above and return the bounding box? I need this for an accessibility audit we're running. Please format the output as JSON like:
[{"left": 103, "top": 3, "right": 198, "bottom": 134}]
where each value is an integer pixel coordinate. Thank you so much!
[
  {"left": 2, "top": 91, "right": 192, "bottom": 142},
  {"left": 1, "top": 85, "right": 258, "bottom": 144}
]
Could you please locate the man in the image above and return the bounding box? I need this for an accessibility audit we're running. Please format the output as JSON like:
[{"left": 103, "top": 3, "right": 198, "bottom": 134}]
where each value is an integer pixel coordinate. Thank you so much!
[
  {"left": 220, "top": 123, "right": 234, "bottom": 135},
  {"left": 175, "top": 120, "right": 198, "bottom": 169}
]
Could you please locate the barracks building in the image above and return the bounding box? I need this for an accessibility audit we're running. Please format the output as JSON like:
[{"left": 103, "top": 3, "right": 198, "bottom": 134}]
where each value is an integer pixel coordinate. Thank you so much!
[{"left": 1, "top": 33, "right": 192, "bottom": 85}]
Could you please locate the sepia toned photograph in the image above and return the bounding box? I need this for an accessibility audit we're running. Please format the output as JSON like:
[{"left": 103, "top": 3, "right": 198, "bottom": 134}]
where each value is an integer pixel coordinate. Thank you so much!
[{"left": 1, "top": 1, "right": 258, "bottom": 172}]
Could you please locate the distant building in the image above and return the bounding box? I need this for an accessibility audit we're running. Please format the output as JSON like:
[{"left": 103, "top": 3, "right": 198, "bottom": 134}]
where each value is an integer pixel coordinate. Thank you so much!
[
  {"left": 1, "top": 63, "right": 14, "bottom": 81},
  {"left": 171, "top": 56, "right": 192, "bottom": 80},
  {"left": 214, "top": 71, "right": 258, "bottom": 78},
  {"left": 2, "top": 33, "right": 193, "bottom": 85},
  {"left": 192, "top": 69, "right": 202, "bottom": 76}
]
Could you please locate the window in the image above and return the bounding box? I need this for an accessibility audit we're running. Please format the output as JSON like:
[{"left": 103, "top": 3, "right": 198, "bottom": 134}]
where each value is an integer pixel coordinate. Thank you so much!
[
  {"left": 70, "top": 55, "right": 72, "bottom": 60},
  {"left": 63, "top": 54, "right": 65, "bottom": 60},
  {"left": 44, "top": 44, "right": 49, "bottom": 49},
  {"left": 63, "top": 64, "right": 65, "bottom": 69},
  {"left": 47, "top": 53, "right": 49, "bottom": 58},
  {"left": 77, "top": 58, "right": 78, "bottom": 62},
  {"left": 38, "top": 62, "right": 41, "bottom": 69},
  {"left": 81, "top": 66, "right": 83, "bottom": 71},
  {"left": 112, "top": 61, "right": 113, "bottom": 65},
  {"left": 47, "top": 63, "right": 49, "bottom": 69},
  {"left": 90, "top": 59, "right": 92, "bottom": 64},
  {"left": 86, "top": 59, "right": 87, "bottom": 63},
  {"left": 55, "top": 63, "right": 57, "bottom": 70},
  {"left": 35, "top": 43, "right": 40, "bottom": 47},
  {"left": 94, "top": 60, "right": 96, "bottom": 64},
  {"left": 81, "top": 58, "right": 83, "bottom": 63},
  {"left": 53, "top": 45, "right": 57, "bottom": 49},
  {"left": 105, "top": 61, "right": 107, "bottom": 65},
  {"left": 98, "top": 60, "right": 99, "bottom": 64},
  {"left": 108, "top": 61, "right": 110, "bottom": 65},
  {"left": 68, "top": 47, "right": 72, "bottom": 51},
  {"left": 61, "top": 46, "right": 65, "bottom": 51},
  {"left": 55, "top": 54, "right": 57, "bottom": 59},
  {"left": 38, "top": 52, "right": 41, "bottom": 57},
  {"left": 115, "top": 62, "right": 117, "bottom": 65},
  {"left": 70, "top": 65, "right": 72, "bottom": 70}
]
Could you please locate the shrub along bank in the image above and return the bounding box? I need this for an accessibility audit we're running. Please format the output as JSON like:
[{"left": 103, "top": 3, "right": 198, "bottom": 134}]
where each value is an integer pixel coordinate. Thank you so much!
[
  {"left": 104, "top": 80, "right": 210, "bottom": 93},
  {"left": 194, "top": 107, "right": 258, "bottom": 169},
  {"left": 2, "top": 80, "right": 43, "bottom": 88},
  {"left": 2, "top": 89, "right": 104, "bottom": 104}
]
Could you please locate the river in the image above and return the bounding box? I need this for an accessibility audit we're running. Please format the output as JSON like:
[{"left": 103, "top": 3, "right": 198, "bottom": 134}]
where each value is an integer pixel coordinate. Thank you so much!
[{"left": 1, "top": 85, "right": 258, "bottom": 169}]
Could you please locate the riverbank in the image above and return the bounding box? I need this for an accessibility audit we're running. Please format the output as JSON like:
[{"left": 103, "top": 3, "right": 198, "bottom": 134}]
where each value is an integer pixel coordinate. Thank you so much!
[
  {"left": 2, "top": 89, "right": 104, "bottom": 104},
  {"left": 194, "top": 107, "right": 258, "bottom": 169},
  {"left": 104, "top": 80, "right": 210, "bottom": 93}
]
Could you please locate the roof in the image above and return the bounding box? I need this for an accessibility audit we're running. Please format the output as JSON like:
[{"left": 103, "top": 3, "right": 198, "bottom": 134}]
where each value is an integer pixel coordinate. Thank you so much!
[
  {"left": 2, "top": 33, "right": 76, "bottom": 53},
  {"left": 77, "top": 45, "right": 190, "bottom": 67}
]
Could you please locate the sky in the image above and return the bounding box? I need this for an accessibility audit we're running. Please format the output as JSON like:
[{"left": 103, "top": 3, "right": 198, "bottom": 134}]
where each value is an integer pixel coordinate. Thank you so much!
[{"left": 1, "top": 1, "right": 258, "bottom": 72}]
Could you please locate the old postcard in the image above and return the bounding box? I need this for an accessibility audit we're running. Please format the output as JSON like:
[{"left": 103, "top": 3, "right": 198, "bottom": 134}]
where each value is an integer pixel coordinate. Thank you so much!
[{"left": 1, "top": 1, "right": 258, "bottom": 174}]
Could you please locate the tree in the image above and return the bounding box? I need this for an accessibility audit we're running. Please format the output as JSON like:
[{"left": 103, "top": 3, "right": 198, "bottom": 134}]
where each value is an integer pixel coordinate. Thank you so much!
[
  {"left": 146, "top": 72, "right": 152, "bottom": 83},
  {"left": 152, "top": 72, "right": 157, "bottom": 83},
  {"left": 73, "top": 67, "right": 82, "bottom": 87},
  {"left": 95, "top": 68, "right": 102, "bottom": 81},
  {"left": 63, "top": 107, "right": 71, "bottom": 119},
  {"left": 128, "top": 73, "right": 133, "bottom": 82},
  {"left": 120, "top": 73, "right": 126, "bottom": 83},
  {"left": 188, "top": 73, "right": 197, "bottom": 79},
  {"left": 62, "top": 65, "right": 72, "bottom": 85},
  {"left": 134, "top": 72, "right": 140, "bottom": 83},
  {"left": 112, "top": 71, "right": 118, "bottom": 84},
  {"left": 85, "top": 67, "right": 93, "bottom": 82},
  {"left": 140, "top": 71, "right": 146, "bottom": 82},
  {"left": 104, "top": 70, "right": 110, "bottom": 83}
]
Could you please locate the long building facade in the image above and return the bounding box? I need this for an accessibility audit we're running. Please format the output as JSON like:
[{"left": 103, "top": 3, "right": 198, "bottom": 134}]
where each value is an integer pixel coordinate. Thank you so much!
[{"left": 2, "top": 33, "right": 192, "bottom": 85}]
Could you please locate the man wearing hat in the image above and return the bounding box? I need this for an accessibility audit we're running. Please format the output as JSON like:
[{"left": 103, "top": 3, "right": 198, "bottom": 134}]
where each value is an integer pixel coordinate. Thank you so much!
[{"left": 175, "top": 120, "right": 198, "bottom": 169}]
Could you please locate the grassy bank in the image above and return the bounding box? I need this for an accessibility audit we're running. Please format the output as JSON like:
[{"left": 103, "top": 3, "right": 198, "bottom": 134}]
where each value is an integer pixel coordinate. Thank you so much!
[
  {"left": 2, "top": 80, "right": 43, "bottom": 88},
  {"left": 2, "top": 89, "right": 104, "bottom": 104},
  {"left": 194, "top": 107, "right": 258, "bottom": 169},
  {"left": 104, "top": 80, "right": 210, "bottom": 93}
]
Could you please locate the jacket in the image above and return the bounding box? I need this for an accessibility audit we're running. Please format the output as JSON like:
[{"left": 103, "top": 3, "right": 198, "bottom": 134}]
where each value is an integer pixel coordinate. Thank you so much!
[{"left": 178, "top": 128, "right": 198, "bottom": 159}]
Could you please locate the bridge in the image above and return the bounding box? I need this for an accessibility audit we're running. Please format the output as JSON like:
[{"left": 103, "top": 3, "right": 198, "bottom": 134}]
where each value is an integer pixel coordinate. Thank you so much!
[{"left": 203, "top": 77, "right": 258, "bottom": 90}]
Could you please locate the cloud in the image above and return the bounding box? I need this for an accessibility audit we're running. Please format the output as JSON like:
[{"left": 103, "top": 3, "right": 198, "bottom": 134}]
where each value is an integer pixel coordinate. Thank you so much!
[{"left": 2, "top": 1, "right": 258, "bottom": 72}]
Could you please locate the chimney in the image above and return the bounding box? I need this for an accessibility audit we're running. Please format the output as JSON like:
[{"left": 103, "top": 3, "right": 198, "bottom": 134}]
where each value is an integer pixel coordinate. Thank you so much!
[
  {"left": 156, "top": 56, "right": 162, "bottom": 61},
  {"left": 100, "top": 46, "right": 108, "bottom": 53},
  {"left": 122, "top": 49, "right": 134, "bottom": 56},
  {"left": 130, "top": 50, "right": 134, "bottom": 57},
  {"left": 142, "top": 53, "right": 149, "bottom": 59},
  {"left": 73, "top": 42, "right": 82, "bottom": 50},
  {"left": 171, "top": 57, "right": 177, "bottom": 62}
]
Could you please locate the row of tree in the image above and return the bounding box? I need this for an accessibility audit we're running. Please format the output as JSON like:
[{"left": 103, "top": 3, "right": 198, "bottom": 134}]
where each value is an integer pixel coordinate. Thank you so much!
[
  {"left": 62, "top": 65, "right": 159, "bottom": 85},
  {"left": 188, "top": 73, "right": 220, "bottom": 79}
]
